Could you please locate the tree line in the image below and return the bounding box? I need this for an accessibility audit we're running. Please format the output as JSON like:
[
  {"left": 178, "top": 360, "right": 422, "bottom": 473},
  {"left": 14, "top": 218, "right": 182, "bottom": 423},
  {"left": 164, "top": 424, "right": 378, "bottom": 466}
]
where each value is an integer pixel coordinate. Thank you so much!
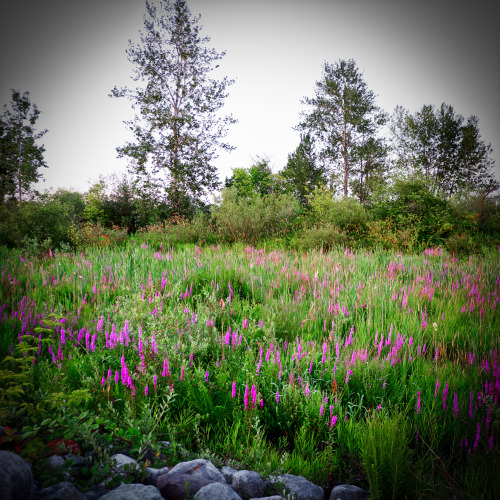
[{"left": 0, "top": 0, "right": 498, "bottom": 251}]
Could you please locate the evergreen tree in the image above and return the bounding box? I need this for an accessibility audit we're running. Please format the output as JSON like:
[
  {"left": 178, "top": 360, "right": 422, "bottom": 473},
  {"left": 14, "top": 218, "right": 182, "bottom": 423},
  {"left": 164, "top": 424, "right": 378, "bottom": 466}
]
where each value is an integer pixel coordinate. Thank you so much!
[
  {"left": 111, "top": 0, "right": 235, "bottom": 214},
  {"left": 280, "top": 133, "right": 325, "bottom": 206},
  {"left": 297, "top": 59, "right": 386, "bottom": 197},
  {"left": 0, "top": 90, "right": 47, "bottom": 204}
]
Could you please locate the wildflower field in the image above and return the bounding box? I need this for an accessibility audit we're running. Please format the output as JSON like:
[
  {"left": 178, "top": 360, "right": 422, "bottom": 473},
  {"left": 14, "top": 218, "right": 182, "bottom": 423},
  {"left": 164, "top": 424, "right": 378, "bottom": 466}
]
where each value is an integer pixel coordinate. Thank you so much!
[{"left": 1, "top": 240, "right": 499, "bottom": 498}]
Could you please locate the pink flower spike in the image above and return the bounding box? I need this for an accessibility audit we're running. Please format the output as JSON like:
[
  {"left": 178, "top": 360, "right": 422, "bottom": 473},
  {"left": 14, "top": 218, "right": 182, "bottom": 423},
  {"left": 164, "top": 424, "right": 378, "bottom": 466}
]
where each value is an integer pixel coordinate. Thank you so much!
[
  {"left": 145, "top": 386, "right": 148, "bottom": 396},
  {"left": 232, "top": 380, "right": 236, "bottom": 398},
  {"left": 276, "top": 389, "right": 280, "bottom": 403}
]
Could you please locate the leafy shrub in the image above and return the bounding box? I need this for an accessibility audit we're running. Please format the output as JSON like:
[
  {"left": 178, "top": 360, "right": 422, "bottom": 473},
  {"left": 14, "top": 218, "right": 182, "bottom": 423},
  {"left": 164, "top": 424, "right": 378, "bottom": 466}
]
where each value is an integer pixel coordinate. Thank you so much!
[
  {"left": 211, "top": 187, "right": 301, "bottom": 245},
  {"left": 366, "top": 217, "right": 421, "bottom": 252},
  {"left": 294, "top": 224, "right": 353, "bottom": 251},
  {"left": 0, "top": 200, "right": 71, "bottom": 249},
  {"left": 308, "top": 186, "right": 368, "bottom": 234},
  {"left": 68, "top": 223, "right": 127, "bottom": 249},
  {"left": 445, "top": 233, "right": 480, "bottom": 255}
]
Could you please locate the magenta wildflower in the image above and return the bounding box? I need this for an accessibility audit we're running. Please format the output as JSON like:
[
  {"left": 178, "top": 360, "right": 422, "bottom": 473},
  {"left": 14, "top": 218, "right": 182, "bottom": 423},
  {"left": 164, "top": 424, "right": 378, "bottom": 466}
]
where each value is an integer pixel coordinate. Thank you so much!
[
  {"left": 320, "top": 404, "right": 324, "bottom": 417},
  {"left": 417, "top": 391, "right": 421, "bottom": 414},
  {"left": 443, "top": 382, "right": 449, "bottom": 410},
  {"left": 251, "top": 384, "right": 257, "bottom": 409},
  {"left": 434, "top": 379, "right": 440, "bottom": 397},
  {"left": 330, "top": 415, "right": 338, "bottom": 427},
  {"left": 244, "top": 384, "right": 249, "bottom": 410},
  {"left": 101, "top": 377, "right": 105, "bottom": 386},
  {"left": 473, "top": 423, "right": 481, "bottom": 449},
  {"left": 153, "top": 375, "right": 157, "bottom": 389},
  {"left": 145, "top": 386, "right": 148, "bottom": 396},
  {"left": 276, "top": 389, "right": 280, "bottom": 403},
  {"left": 453, "top": 393, "right": 459, "bottom": 419},
  {"left": 321, "top": 342, "right": 327, "bottom": 363},
  {"left": 205, "top": 370, "right": 209, "bottom": 382},
  {"left": 260, "top": 398, "right": 264, "bottom": 409},
  {"left": 180, "top": 365, "right": 184, "bottom": 381},
  {"left": 231, "top": 380, "right": 236, "bottom": 398}
]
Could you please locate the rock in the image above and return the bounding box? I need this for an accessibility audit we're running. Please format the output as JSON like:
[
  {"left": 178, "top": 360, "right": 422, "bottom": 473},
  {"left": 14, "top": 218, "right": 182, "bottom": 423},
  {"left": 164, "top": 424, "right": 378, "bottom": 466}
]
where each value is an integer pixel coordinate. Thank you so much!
[
  {"left": 329, "top": 484, "right": 371, "bottom": 500},
  {"left": 273, "top": 474, "right": 324, "bottom": 500},
  {"left": 98, "top": 483, "right": 163, "bottom": 499},
  {"left": 36, "top": 481, "right": 86, "bottom": 500},
  {"left": 167, "top": 458, "right": 226, "bottom": 482},
  {"left": 194, "top": 482, "right": 243, "bottom": 500},
  {"left": 0, "top": 450, "right": 33, "bottom": 500},
  {"left": 249, "top": 497, "right": 286, "bottom": 500},
  {"left": 144, "top": 466, "right": 171, "bottom": 485},
  {"left": 110, "top": 454, "right": 139, "bottom": 474},
  {"left": 221, "top": 465, "right": 238, "bottom": 483},
  {"left": 156, "top": 473, "right": 219, "bottom": 500},
  {"left": 46, "top": 455, "right": 66, "bottom": 468},
  {"left": 231, "top": 470, "right": 266, "bottom": 500},
  {"left": 82, "top": 484, "right": 109, "bottom": 500}
]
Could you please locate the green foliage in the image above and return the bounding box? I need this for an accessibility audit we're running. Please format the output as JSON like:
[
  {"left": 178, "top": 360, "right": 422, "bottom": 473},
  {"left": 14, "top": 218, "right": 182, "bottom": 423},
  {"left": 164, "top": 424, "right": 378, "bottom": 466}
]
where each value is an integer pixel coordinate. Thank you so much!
[
  {"left": 212, "top": 187, "right": 301, "bottom": 245},
  {"left": 111, "top": 0, "right": 235, "bottom": 215},
  {"left": 294, "top": 224, "right": 353, "bottom": 251},
  {"left": 68, "top": 222, "right": 128, "bottom": 249},
  {"left": 307, "top": 186, "right": 368, "bottom": 235},
  {"left": 298, "top": 58, "right": 387, "bottom": 197},
  {"left": 0, "top": 199, "right": 71, "bottom": 249},
  {"left": 0, "top": 89, "right": 48, "bottom": 204},
  {"left": 390, "top": 103, "right": 497, "bottom": 197},
  {"left": 361, "top": 414, "right": 414, "bottom": 500},
  {"left": 280, "top": 134, "right": 325, "bottom": 207}
]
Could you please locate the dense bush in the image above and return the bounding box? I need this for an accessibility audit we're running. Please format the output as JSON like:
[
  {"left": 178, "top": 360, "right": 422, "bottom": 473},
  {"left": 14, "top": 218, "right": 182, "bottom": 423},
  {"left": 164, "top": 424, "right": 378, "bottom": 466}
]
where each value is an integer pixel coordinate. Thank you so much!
[
  {"left": 293, "top": 224, "right": 353, "bottom": 251},
  {"left": 308, "top": 186, "right": 368, "bottom": 235},
  {"left": 0, "top": 199, "right": 71, "bottom": 249},
  {"left": 68, "top": 222, "right": 128, "bottom": 249},
  {"left": 211, "top": 187, "right": 301, "bottom": 245}
]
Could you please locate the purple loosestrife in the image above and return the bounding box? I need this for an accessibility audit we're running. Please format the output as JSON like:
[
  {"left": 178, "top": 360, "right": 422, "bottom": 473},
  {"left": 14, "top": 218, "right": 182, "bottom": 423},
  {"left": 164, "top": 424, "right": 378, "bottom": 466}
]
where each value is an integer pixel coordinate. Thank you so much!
[
  {"left": 443, "top": 382, "right": 449, "bottom": 410},
  {"left": 145, "top": 386, "right": 149, "bottom": 396},
  {"left": 232, "top": 381, "right": 236, "bottom": 398},
  {"left": 434, "top": 379, "right": 440, "bottom": 397},
  {"left": 205, "top": 370, "right": 209, "bottom": 382},
  {"left": 244, "top": 384, "right": 249, "bottom": 410},
  {"left": 320, "top": 404, "right": 324, "bottom": 417},
  {"left": 417, "top": 391, "right": 421, "bottom": 414},
  {"left": 330, "top": 415, "right": 338, "bottom": 427},
  {"left": 180, "top": 365, "right": 184, "bottom": 381},
  {"left": 251, "top": 384, "right": 257, "bottom": 409},
  {"left": 276, "top": 389, "right": 280, "bottom": 403},
  {"left": 453, "top": 393, "right": 459, "bottom": 419},
  {"left": 321, "top": 342, "right": 327, "bottom": 363},
  {"left": 474, "top": 423, "right": 481, "bottom": 449}
]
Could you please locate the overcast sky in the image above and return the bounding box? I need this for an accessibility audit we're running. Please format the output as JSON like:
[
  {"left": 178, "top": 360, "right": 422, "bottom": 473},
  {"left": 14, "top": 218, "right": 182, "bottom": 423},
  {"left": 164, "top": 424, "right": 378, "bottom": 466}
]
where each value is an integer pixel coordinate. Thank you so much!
[{"left": 1, "top": 0, "right": 499, "bottom": 194}]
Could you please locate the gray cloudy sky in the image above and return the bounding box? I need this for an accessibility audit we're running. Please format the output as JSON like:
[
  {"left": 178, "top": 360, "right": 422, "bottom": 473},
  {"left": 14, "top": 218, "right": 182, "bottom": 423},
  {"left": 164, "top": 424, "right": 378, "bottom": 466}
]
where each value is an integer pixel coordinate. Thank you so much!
[{"left": 1, "top": 0, "right": 499, "bottom": 193}]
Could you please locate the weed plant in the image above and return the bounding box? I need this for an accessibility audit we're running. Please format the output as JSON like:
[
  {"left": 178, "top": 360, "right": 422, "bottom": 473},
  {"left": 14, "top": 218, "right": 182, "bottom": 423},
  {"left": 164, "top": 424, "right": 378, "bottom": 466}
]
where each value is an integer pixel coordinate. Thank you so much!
[{"left": 0, "top": 241, "right": 499, "bottom": 498}]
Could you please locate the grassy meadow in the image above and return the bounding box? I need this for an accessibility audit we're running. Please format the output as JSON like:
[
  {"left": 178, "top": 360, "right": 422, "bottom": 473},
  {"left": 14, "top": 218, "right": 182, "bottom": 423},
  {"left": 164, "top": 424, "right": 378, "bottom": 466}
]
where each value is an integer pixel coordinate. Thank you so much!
[{"left": 0, "top": 239, "right": 499, "bottom": 498}]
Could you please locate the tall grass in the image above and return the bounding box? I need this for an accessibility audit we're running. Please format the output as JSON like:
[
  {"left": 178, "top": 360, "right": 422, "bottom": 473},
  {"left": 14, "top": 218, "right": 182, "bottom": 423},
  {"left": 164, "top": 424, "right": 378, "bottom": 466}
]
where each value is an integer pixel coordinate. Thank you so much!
[{"left": 0, "top": 241, "right": 498, "bottom": 497}]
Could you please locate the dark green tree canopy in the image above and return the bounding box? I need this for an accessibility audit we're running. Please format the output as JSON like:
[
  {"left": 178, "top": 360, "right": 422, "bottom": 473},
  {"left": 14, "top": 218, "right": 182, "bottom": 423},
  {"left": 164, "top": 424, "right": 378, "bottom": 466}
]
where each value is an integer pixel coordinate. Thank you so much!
[
  {"left": 111, "top": 0, "right": 236, "bottom": 214},
  {"left": 0, "top": 89, "right": 47, "bottom": 204},
  {"left": 298, "top": 59, "right": 387, "bottom": 197},
  {"left": 390, "top": 103, "right": 497, "bottom": 197},
  {"left": 280, "top": 133, "right": 326, "bottom": 207}
]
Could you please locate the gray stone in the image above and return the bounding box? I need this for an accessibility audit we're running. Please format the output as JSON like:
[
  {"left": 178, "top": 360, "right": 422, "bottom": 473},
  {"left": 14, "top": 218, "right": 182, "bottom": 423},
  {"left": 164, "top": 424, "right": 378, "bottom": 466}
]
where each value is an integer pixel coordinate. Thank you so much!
[
  {"left": 167, "top": 458, "right": 226, "bottom": 482},
  {"left": 83, "top": 484, "right": 109, "bottom": 500},
  {"left": 46, "top": 455, "right": 66, "bottom": 468},
  {"left": 221, "top": 465, "right": 238, "bottom": 483},
  {"left": 194, "top": 482, "right": 243, "bottom": 500},
  {"left": 156, "top": 473, "right": 220, "bottom": 500},
  {"left": 249, "top": 497, "right": 286, "bottom": 500},
  {"left": 231, "top": 470, "right": 266, "bottom": 500},
  {"left": 99, "top": 483, "right": 163, "bottom": 500},
  {"left": 36, "top": 481, "right": 86, "bottom": 500},
  {"left": 0, "top": 450, "right": 33, "bottom": 500},
  {"left": 273, "top": 474, "right": 324, "bottom": 500},
  {"left": 144, "top": 466, "right": 171, "bottom": 485},
  {"left": 110, "top": 453, "right": 139, "bottom": 474},
  {"left": 329, "top": 484, "right": 371, "bottom": 500}
]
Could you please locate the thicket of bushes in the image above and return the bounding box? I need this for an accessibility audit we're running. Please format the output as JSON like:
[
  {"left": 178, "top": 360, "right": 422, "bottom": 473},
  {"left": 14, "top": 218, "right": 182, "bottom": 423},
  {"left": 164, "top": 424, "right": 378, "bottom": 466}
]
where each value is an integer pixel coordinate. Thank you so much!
[{"left": 0, "top": 176, "right": 498, "bottom": 255}]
